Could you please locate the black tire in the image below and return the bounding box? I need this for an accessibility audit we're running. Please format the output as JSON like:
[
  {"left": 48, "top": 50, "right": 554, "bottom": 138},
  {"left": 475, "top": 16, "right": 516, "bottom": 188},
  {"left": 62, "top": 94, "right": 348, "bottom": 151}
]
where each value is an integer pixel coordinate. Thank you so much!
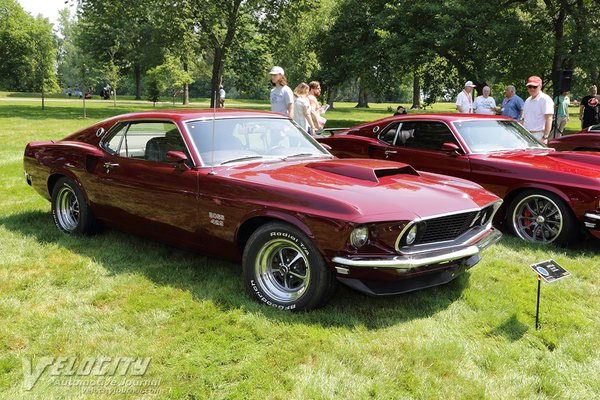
[
  {"left": 242, "top": 222, "right": 336, "bottom": 311},
  {"left": 51, "top": 177, "right": 97, "bottom": 235},
  {"left": 508, "top": 190, "right": 578, "bottom": 246}
]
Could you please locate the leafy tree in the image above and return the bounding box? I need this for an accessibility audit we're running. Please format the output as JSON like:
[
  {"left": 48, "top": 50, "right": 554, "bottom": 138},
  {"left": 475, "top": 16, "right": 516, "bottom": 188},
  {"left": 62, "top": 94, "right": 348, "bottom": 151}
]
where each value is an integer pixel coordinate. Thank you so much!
[
  {"left": 146, "top": 74, "right": 164, "bottom": 107},
  {"left": 192, "top": 0, "right": 318, "bottom": 107},
  {"left": 146, "top": 53, "right": 193, "bottom": 105},
  {"left": 0, "top": 0, "right": 58, "bottom": 96},
  {"left": 103, "top": 47, "right": 120, "bottom": 106},
  {"left": 318, "top": 0, "right": 395, "bottom": 108},
  {"left": 76, "top": 0, "right": 167, "bottom": 99},
  {"left": 29, "top": 16, "right": 59, "bottom": 109}
]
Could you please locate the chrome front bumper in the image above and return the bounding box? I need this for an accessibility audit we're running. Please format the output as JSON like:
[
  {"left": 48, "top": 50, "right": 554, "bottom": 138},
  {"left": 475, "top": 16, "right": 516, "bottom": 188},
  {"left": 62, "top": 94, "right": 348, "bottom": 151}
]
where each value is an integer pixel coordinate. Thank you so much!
[{"left": 332, "top": 228, "right": 502, "bottom": 270}]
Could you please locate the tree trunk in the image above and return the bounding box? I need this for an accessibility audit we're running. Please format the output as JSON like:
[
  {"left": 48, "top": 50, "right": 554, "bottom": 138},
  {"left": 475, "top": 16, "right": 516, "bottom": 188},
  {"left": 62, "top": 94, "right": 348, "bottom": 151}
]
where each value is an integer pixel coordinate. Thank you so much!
[
  {"left": 41, "top": 86, "right": 45, "bottom": 111},
  {"left": 183, "top": 62, "right": 189, "bottom": 105},
  {"left": 113, "top": 84, "right": 117, "bottom": 107},
  {"left": 134, "top": 64, "right": 142, "bottom": 100},
  {"left": 210, "top": 48, "right": 224, "bottom": 108},
  {"left": 355, "top": 82, "right": 369, "bottom": 108},
  {"left": 411, "top": 73, "right": 421, "bottom": 109},
  {"left": 550, "top": 4, "right": 566, "bottom": 98},
  {"left": 326, "top": 86, "right": 336, "bottom": 110}
]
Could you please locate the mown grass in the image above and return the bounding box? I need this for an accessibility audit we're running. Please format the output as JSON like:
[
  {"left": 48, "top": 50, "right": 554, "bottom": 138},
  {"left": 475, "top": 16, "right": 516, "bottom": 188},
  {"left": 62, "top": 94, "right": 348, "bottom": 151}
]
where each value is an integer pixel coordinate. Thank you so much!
[{"left": 1, "top": 97, "right": 599, "bottom": 399}]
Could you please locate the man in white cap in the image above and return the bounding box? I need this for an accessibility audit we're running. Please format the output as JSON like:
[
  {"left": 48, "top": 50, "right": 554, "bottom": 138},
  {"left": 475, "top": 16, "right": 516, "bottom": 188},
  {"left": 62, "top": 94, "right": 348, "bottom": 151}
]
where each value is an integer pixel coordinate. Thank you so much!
[
  {"left": 269, "top": 66, "right": 294, "bottom": 119},
  {"left": 456, "top": 81, "right": 476, "bottom": 113}
]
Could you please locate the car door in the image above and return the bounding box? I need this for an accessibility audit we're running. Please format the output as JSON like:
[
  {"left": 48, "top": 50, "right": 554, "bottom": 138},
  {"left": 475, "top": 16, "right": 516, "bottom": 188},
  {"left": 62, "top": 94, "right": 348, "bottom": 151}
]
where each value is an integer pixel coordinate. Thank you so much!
[
  {"left": 89, "top": 120, "right": 200, "bottom": 245},
  {"left": 370, "top": 120, "right": 472, "bottom": 180}
]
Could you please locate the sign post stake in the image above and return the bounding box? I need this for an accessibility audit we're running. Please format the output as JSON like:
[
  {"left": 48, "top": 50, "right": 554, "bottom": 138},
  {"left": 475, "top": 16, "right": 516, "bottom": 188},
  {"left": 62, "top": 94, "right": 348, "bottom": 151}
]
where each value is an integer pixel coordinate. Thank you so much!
[{"left": 535, "top": 275, "right": 541, "bottom": 330}]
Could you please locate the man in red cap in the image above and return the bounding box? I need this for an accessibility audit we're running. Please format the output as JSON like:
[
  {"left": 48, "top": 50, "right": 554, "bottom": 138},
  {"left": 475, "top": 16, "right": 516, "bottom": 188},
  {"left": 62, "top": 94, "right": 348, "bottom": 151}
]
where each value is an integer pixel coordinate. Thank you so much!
[{"left": 520, "top": 76, "right": 554, "bottom": 144}]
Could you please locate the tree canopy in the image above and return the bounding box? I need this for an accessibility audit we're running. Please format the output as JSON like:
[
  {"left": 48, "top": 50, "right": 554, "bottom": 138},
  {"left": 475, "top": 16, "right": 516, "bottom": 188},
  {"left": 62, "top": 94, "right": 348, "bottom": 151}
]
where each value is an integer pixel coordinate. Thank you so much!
[{"left": 2, "top": 0, "right": 600, "bottom": 106}]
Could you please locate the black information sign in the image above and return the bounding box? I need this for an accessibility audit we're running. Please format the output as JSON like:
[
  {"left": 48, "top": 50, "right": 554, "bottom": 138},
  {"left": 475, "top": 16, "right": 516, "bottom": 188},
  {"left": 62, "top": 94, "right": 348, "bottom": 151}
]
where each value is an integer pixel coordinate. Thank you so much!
[
  {"left": 529, "top": 259, "right": 571, "bottom": 330},
  {"left": 530, "top": 259, "right": 571, "bottom": 283}
]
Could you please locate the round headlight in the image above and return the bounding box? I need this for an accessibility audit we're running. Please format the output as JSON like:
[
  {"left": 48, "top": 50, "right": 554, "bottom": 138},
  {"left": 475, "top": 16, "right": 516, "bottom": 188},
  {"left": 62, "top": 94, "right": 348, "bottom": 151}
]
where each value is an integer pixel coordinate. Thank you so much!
[
  {"left": 350, "top": 226, "right": 369, "bottom": 248},
  {"left": 405, "top": 224, "right": 418, "bottom": 245}
]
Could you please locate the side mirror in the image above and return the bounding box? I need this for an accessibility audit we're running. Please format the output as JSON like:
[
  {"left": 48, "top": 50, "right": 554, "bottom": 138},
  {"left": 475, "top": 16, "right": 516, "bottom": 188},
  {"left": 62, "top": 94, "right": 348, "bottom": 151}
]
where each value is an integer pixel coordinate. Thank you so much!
[
  {"left": 166, "top": 151, "right": 190, "bottom": 170},
  {"left": 441, "top": 142, "right": 461, "bottom": 155}
]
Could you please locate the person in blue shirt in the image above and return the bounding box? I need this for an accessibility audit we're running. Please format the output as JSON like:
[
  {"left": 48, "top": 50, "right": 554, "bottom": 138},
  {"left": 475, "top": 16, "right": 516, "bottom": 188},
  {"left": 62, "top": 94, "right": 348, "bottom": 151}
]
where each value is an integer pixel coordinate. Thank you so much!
[{"left": 501, "top": 85, "right": 525, "bottom": 120}]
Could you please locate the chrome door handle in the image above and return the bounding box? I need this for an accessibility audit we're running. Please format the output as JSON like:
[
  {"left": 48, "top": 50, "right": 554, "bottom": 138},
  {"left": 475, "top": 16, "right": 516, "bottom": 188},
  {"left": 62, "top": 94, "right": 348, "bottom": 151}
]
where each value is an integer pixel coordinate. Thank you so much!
[
  {"left": 103, "top": 162, "right": 120, "bottom": 172},
  {"left": 384, "top": 150, "right": 397, "bottom": 158}
]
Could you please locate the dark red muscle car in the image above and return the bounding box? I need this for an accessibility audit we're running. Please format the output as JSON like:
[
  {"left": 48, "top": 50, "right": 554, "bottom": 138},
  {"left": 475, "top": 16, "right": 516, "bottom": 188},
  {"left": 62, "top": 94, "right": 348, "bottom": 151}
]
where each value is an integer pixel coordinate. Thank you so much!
[
  {"left": 549, "top": 123, "right": 600, "bottom": 152},
  {"left": 24, "top": 109, "right": 502, "bottom": 311},
  {"left": 318, "top": 114, "right": 600, "bottom": 246}
]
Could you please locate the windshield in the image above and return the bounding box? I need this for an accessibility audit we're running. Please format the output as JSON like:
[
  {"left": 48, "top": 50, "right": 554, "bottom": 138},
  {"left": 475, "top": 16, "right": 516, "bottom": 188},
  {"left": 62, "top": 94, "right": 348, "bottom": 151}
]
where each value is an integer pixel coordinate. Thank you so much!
[
  {"left": 453, "top": 119, "right": 546, "bottom": 153},
  {"left": 185, "top": 117, "right": 330, "bottom": 166}
]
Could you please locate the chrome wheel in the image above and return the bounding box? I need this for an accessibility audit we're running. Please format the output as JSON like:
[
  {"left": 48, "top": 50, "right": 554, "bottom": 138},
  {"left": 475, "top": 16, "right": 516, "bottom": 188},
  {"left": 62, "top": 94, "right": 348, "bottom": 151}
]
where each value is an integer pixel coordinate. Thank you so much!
[
  {"left": 55, "top": 185, "right": 80, "bottom": 232},
  {"left": 512, "top": 194, "right": 563, "bottom": 243},
  {"left": 254, "top": 238, "right": 310, "bottom": 303}
]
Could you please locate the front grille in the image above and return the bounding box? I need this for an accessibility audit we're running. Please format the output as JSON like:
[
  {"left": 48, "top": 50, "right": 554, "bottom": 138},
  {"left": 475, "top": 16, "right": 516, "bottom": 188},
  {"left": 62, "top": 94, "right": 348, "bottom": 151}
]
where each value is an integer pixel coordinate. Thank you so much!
[{"left": 419, "top": 211, "right": 479, "bottom": 244}]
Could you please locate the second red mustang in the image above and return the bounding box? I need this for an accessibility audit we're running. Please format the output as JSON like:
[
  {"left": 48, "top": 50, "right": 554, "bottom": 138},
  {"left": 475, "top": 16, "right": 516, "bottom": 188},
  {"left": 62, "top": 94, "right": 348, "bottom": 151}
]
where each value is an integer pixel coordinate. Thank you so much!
[{"left": 318, "top": 114, "right": 600, "bottom": 246}]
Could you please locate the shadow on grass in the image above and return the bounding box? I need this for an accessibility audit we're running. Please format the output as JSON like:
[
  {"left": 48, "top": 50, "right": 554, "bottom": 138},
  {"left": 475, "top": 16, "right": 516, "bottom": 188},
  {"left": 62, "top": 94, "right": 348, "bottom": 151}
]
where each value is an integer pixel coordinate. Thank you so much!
[
  {"left": 487, "top": 314, "right": 529, "bottom": 341},
  {"left": 0, "top": 210, "right": 477, "bottom": 329}
]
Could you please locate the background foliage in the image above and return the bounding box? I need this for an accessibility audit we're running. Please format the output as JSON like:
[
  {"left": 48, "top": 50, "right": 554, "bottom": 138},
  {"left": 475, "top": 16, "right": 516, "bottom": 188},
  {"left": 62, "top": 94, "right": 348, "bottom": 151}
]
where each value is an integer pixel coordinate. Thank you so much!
[{"left": 1, "top": 0, "right": 600, "bottom": 107}]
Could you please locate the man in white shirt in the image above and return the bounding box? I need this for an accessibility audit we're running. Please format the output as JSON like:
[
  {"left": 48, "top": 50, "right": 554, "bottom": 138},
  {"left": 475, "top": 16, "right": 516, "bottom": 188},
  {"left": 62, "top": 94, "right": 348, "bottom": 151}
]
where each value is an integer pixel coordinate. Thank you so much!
[
  {"left": 456, "top": 81, "right": 476, "bottom": 113},
  {"left": 520, "top": 76, "right": 554, "bottom": 144},
  {"left": 474, "top": 86, "right": 497, "bottom": 115},
  {"left": 219, "top": 85, "right": 226, "bottom": 108}
]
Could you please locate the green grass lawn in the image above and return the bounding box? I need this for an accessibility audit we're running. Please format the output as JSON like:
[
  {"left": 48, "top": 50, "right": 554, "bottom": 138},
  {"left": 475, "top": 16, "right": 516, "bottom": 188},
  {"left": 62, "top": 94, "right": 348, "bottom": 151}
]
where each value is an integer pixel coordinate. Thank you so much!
[{"left": 1, "top": 97, "right": 599, "bottom": 399}]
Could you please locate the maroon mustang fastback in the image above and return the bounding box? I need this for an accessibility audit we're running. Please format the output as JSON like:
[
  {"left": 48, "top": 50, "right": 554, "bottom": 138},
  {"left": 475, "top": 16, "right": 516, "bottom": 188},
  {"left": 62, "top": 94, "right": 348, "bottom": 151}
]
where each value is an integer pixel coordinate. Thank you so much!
[
  {"left": 318, "top": 114, "right": 600, "bottom": 246},
  {"left": 548, "top": 123, "right": 600, "bottom": 152},
  {"left": 24, "top": 109, "right": 502, "bottom": 311}
]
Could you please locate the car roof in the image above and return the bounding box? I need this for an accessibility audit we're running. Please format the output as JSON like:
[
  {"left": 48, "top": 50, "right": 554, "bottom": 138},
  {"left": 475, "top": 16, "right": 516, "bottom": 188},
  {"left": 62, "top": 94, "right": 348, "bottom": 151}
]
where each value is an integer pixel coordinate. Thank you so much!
[
  {"left": 342, "top": 113, "right": 514, "bottom": 133},
  {"left": 105, "top": 108, "right": 286, "bottom": 123},
  {"left": 380, "top": 113, "right": 513, "bottom": 123}
]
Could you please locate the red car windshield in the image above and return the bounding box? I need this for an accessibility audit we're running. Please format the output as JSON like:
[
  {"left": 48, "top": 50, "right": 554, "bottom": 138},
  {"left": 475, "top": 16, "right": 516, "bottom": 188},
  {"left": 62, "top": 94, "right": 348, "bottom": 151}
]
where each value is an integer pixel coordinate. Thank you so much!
[
  {"left": 185, "top": 117, "right": 329, "bottom": 166},
  {"left": 453, "top": 120, "right": 546, "bottom": 153}
]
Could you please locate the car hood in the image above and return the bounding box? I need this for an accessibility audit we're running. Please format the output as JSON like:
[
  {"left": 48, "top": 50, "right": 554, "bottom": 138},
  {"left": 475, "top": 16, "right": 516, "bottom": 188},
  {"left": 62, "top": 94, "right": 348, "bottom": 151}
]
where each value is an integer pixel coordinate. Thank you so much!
[
  {"left": 218, "top": 158, "right": 499, "bottom": 223},
  {"left": 474, "top": 149, "right": 600, "bottom": 179}
]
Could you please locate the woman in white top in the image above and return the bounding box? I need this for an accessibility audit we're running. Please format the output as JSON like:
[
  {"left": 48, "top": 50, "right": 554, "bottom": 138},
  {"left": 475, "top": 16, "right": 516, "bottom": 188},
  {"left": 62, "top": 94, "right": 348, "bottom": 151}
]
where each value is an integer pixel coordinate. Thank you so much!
[{"left": 292, "top": 83, "right": 317, "bottom": 133}]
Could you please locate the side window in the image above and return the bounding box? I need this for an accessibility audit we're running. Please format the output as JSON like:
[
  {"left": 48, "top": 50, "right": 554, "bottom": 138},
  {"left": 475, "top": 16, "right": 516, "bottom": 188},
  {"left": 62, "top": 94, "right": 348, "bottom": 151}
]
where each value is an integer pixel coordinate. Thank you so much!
[
  {"left": 398, "top": 121, "right": 459, "bottom": 151},
  {"left": 378, "top": 123, "right": 400, "bottom": 145},
  {"left": 103, "top": 124, "right": 128, "bottom": 154},
  {"left": 104, "top": 121, "right": 190, "bottom": 164}
]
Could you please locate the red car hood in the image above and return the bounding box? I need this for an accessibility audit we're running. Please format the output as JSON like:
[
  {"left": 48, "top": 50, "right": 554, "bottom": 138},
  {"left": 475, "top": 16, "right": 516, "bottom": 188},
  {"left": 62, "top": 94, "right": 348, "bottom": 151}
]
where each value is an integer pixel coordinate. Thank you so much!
[
  {"left": 220, "top": 158, "right": 499, "bottom": 222},
  {"left": 474, "top": 149, "right": 600, "bottom": 179}
]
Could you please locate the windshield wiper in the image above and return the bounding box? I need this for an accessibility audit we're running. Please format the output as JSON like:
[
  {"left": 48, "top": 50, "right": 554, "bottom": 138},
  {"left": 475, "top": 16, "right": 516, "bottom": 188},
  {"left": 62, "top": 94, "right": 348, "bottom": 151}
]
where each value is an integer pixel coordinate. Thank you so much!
[
  {"left": 283, "top": 152, "right": 323, "bottom": 160},
  {"left": 219, "top": 155, "right": 263, "bottom": 165}
]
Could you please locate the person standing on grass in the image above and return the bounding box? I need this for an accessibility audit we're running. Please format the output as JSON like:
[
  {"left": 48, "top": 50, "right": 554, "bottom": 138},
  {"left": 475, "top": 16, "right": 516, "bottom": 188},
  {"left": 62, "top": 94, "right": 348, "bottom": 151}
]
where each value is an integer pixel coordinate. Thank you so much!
[
  {"left": 500, "top": 85, "right": 524, "bottom": 120},
  {"left": 219, "top": 85, "right": 226, "bottom": 108},
  {"left": 292, "top": 83, "right": 317, "bottom": 134},
  {"left": 473, "top": 86, "right": 497, "bottom": 115},
  {"left": 269, "top": 66, "right": 294, "bottom": 119},
  {"left": 456, "top": 81, "right": 476, "bottom": 113},
  {"left": 579, "top": 85, "right": 600, "bottom": 129},
  {"left": 554, "top": 90, "right": 570, "bottom": 138},
  {"left": 308, "top": 81, "right": 326, "bottom": 133},
  {"left": 520, "top": 76, "right": 554, "bottom": 145}
]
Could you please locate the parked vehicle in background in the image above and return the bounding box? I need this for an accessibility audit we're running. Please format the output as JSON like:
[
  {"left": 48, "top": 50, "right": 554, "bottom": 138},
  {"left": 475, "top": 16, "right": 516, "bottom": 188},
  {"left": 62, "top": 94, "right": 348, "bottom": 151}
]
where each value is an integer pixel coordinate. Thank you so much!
[
  {"left": 548, "top": 124, "right": 600, "bottom": 152},
  {"left": 318, "top": 114, "right": 600, "bottom": 246}
]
